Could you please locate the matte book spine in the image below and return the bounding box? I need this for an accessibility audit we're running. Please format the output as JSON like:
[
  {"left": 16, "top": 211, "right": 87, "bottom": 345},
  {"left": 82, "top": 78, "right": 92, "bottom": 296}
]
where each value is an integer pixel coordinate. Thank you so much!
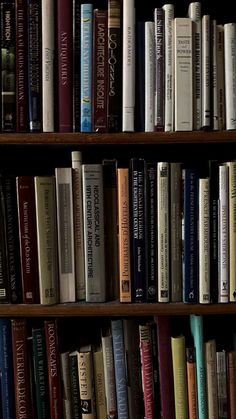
[
  {"left": 154, "top": 8, "right": 164, "bottom": 131},
  {"left": 224, "top": 23, "right": 236, "bottom": 128},
  {"left": 146, "top": 162, "right": 157, "bottom": 301},
  {"left": 73, "top": 0, "right": 81, "bottom": 132},
  {"left": 69, "top": 351, "right": 81, "bottom": 419},
  {"left": 0, "top": 176, "right": 10, "bottom": 302},
  {"left": 186, "top": 347, "right": 198, "bottom": 419},
  {"left": 139, "top": 323, "right": 155, "bottom": 419},
  {"left": 145, "top": 22, "right": 155, "bottom": 132},
  {"left": 0, "top": 319, "right": 15, "bottom": 419},
  {"left": 101, "top": 333, "right": 117, "bottom": 418},
  {"left": 42, "top": 0, "right": 54, "bottom": 132},
  {"left": 16, "top": 0, "right": 28, "bottom": 132},
  {"left": 171, "top": 335, "right": 188, "bottom": 419}
]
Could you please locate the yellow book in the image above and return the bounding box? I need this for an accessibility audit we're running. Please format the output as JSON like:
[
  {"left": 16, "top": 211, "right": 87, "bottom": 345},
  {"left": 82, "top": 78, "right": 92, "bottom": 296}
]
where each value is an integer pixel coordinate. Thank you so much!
[{"left": 171, "top": 335, "right": 188, "bottom": 419}]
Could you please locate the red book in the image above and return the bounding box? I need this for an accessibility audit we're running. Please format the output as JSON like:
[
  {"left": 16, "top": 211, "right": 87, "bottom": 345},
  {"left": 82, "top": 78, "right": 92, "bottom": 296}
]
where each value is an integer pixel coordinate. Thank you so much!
[
  {"left": 16, "top": 0, "right": 28, "bottom": 132},
  {"left": 44, "top": 320, "right": 63, "bottom": 419},
  {"left": 16, "top": 176, "right": 39, "bottom": 303},
  {"left": 57, "top": 0, "right": 73, "bottom": 132},
  {"left": 11, "top": 319, "right": 33, "bottom": 419},
  {"left": 139, "top": 323, "right": 155, "bottom": 419}
]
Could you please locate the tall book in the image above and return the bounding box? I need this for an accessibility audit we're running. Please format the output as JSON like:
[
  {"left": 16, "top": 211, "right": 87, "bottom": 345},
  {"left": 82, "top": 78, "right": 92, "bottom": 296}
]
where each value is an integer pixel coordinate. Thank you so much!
[
  {"left": 16, "top": 176, "right": 40, "bottom": 304},
  {"left": 201, "top": 15, "right": 211, "bottom": 129},
  {"left": 16, "top": 0, "right": 28, "bottom": 132},
  {"left": 186, "top": 347, "right": 198, "bottom": 419},
  {"left": 69, "top": 351, "right": 81, "bottom": 419},
  {"left": 139, "top": 323, "right": 155, "bottom": 419},
  {"left": 216, "top": 350, "right": 228, "bottom": 418},
  {"left": 101, "top": 331, "right": 117, "bottom": 418},
  {"left": 171, "top": 335, "right": 188, "bottom": 419},
  {"left": 154, "top": 8, "right": 164, "bottom": 132},
  {"left": 82, "top": 164, "right": 106, "bottom": 302},
  {"left": 42, "top": 0, "right": 54, "bottom": 132},
  {"left": 73, "top": 0, "right": 81, "bottom": 132},
  {"left": 218, "top": 164, "right": 229, "bottom": 303},
  {"left": 80, "top": 3, "right": 93, "bottom": 132},
  {"left": 224, "top": 23, "right": 236, "bottom": 130},
  {"left": 145, "top": 22, "right": 155, "bottom": 132},
  {"left": 199, "top": 177, "right": 210, "bottom": 304},
  {"left": 0, "top": 0, "right": 15, "bottom": 131},
  {"left": 226, "top": 161, "right": 236, "bottom": 301},
  {"left": 0, "top": 176, "right": 10, "bottom": 302},
  {"left": 55, "top": 167, "right": 76, "bottom": 303},
  {"left": 217, "top": 24, "right": 225, "bottom": 131},
  {"left": 34, "top": 176, "right": 58, "bottom": 305},
  {"left": 227, "top": 350, "right": 236, "bottom": 418},
  {"left": 212, "top": 20, "right": 219, "bottom": 131},
  {"left": 107, "top": 0, "right": 121, "bottom": 132},
  {"left": 205, "top": 339, "right": 218, "bottom": 418},
  {"left": 72, "top": 151, "right": 85, "bottom": 300},
  {"left": 122, "top": 0, "right": 135, "bottom": 131},
  {"left": 93, "top": 345, "right": 106, "bottom": 419},
  {"left": 209, "top": 160, "right": 219, "bottom": 303},
  {"left": 163, "top": 3, "right": 174, "bottom": 132},
  {"left": 117, "top": 168, "right": 132, "bottom": 303},
  {"left": 60, "top": 351, "right": 72, "bottom": 419},
  {"left": 146, "top": 162, "right": 157, "bottom": 301},
  {"left": 57, "top": 0, "right": 73, "bottom": 132},
  {"left": 135, "top": 21, "right": 145, "bottom": 131},
  {"left": 77, "top": 345, "right": 96, "bottom": 419},
  {"left": 0, "top": 319, "right": 15, "bottom": 419},
  {"left": 190, "top": 315, "right": 208, "bottom": 419}
]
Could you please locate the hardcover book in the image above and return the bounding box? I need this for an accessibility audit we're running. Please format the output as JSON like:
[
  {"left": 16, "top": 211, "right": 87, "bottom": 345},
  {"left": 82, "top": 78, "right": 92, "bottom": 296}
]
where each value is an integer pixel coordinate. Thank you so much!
[
  {"left": 16, "top": 0, "right": 28, "bottom": 132},
  {"left": 0, "top": 319, "right": 15, "bottom": 419}
]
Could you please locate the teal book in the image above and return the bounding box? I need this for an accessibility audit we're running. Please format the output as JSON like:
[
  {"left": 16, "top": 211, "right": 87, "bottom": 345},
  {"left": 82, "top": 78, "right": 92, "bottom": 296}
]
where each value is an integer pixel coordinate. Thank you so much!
[{"left": 190, "top": 315, "right": 208, "bottom": 418}]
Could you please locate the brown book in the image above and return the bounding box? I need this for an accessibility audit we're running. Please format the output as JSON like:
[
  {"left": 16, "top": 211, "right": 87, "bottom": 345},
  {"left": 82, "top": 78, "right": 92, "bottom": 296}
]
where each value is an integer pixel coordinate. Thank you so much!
[
  {"left": 227, "top": 351, "right": 236, "bottom": 418},
  {"left": 16, "top": 0, "right": 28, "bottom": 132},
  {"left": 16, "top": 176, "right": 39, "bottom": 303},
  {"left": 93, "top": 9, "right": 108, "bottom": 132},
  {"left": 11, "top": 319, "right": 33, "bottom": 419},
  {"left": 57, "top": 0, "right": 73, "bottom": 132},
  {"left": 186, "top": 347, "right": 198, "bottom": 419},
  {"left": 44, "top": 320, "right": 63, "bottom": 419}
]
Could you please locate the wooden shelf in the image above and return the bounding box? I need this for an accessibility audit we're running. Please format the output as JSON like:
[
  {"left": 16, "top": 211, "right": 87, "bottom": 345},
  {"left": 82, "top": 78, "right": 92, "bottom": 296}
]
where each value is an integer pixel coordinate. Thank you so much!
[
  {"left": 1, "top": 302, "right": 236, "bottom": 317},
  {"left": 0, "top": 131, "right": 236, "bottom": 145}
]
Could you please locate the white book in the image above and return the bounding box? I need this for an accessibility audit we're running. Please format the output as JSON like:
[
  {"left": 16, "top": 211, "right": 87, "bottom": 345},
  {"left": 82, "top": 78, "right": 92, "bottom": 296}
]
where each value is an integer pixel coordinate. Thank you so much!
[
  {"left": 212, "top": 20, "right": 219, "bottom": 131},
  {"left": 218, "top": 164, "right": 229, "bottom": 303},
  {"left": 42, "top": 0, "right": 54, "bottom": 132},
  {"left": 202, "top": 15, "right": 211, "bottom": 129},
  {"left": 199, "top": 178, "right": 210, "bottom": 304},
  {"left": 55, "top": 167, "right": 76, "bottom": 303},
  {"left": 145, "top": 21, "right": 155, "bottom": 132},
  {"left": 82, "top": 164, "right": 106, "bottom": 302},
  {"left": 122, "top": 0, "right": 135, "bottom": 132},
  {"left": 224, "top": 23, "right": 236, "bottom": 130},
  {"left": 163, "top": 4, "right": 174, "bottom": 132},
  {"left": 217, "top": 25, "right": 225, "bottom": 131},
  {"left": 71, "top": 151, "right": 85, "bottom": 300},
  {"left": 188, "top": 2, "right": 202, "bottom": 130},
  {"left": 226, "top": 161, "right": 236, "bottom": 301},
  {"left": 174, "top": 18, "right": 193, "bottom": 131},
  {"left": 157, "top": 162, "right": 169, "bottom": 302}
]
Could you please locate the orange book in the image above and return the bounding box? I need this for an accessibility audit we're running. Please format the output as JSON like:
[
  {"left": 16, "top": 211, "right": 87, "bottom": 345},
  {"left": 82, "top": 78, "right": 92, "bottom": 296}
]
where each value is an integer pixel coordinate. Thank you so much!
[
  {"left": 186, "top": 347, "right": 198, "bottom": 419},
  {"left": 227, "top": 351, "right": 236, "bottom": 418},
  {"left": 117, "top": 168, "right": 132, "bottom": 302}
]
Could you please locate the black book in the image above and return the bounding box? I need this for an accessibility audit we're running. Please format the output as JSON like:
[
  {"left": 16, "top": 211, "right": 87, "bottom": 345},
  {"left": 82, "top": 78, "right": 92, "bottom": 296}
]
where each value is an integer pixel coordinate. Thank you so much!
[{"left": 0, "top": 175, "right": 10, "bottom": 302}]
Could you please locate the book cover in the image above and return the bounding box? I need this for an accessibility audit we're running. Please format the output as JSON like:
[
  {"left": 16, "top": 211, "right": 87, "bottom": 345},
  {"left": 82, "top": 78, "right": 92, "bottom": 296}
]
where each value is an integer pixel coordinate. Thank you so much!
[
  {"left": 171, "top": 335, "right": 188, "bottom": 419},
  {"left": 42, "top": 0, "right": 54, "bottom": 132},
  {"left": 0, "top": 319, "right": 15, "bottom": 419},
  {"left": 16, "top": 0, "right": 28, "bottom": 132}
]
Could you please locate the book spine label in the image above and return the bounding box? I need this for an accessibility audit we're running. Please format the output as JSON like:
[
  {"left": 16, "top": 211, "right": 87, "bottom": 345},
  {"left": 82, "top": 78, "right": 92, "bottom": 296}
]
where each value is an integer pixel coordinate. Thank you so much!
[
  {"left": 0, "top": 319, "right": 15, "bottom": 419},
  {"left": 139, "top": 324, "right": 155, "bottom": 419},
  {"left": 82, "top": 164, "right": 106, "bottom": 302},
  {"left": 154, "top": 8, "right": 164, "bottom": 131},
  {"left": 163, "top": 4, "right": 174, "bottom": 132},
  {"left": 224, "top": 23, "right": 236, "bottom": 130},
  {"left": 27, "top": 0, "right": 41, "bottom": 132},
  {"left": 16, "top": 0, "right": 28, "bottom": 131},
  {"left": 73, "top": 0, "right": 81, "bottom": 132},
  {"left": 32, "top": 328, "right": 49, "bottom": 419},
  {"left": 57, "top": 0, "right": 73, "bottom": 132},
  {"left": 218, "top": 164, "right": 229, "bottom": 303},
  {"left": 101, "top": 334, "right": 117, "bottom": 417},
  {"left": 93, "top": 9, "right": 108, "bottom": 132},
  {"left": 201, "top": 15, "right": 211, "bottom": 129},
  {"left": 44, "top": 320, "right": 63, "bottom": 419},
  {"left": 145, "top": 22, "right": 155, "bottom": 132},
  {"left": 80, "top": 3, "right": 93, "bottom": 132},
  {"left": 42, "top": 0, "right": 54, "bottom": 132},
  {"left": 16, "top": 176, "right": 39, "bottom": 303},
  {"left": 122, "top": 0, "right": 135, "bottom": 132},
  {"left": 199, "top": 178, "right": 210, "bottom": 304},
  {"left": 205, "top": 340, "right": 218, "bottom": 418},
  {"left": 108, "top": 0, "right": 121, "bottom": 132},
  {"left": 146, "top": 163, "right": 157, "bottom": 301},
  {"left": 0, "top": 0, "right": 16, "bottom": 131}
]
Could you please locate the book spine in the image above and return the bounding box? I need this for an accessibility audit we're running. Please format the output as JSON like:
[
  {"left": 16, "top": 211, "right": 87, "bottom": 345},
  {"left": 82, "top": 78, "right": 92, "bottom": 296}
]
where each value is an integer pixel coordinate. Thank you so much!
[
  {"left": 77, "top": 349, "right": 96, "bottom": 419},
  {"left": 16, "top": 0, "right": 28, "bottom": 132},
  {"left": 202, "top": 15, "right": 211, "bottom": 129},
  {"left": 174, "top": 18, "right": 193, "bottom": 131},
  {"left": 111, "top": 319, "right": 129, "bottom": 418},
  {"left": 205, "top": 339, "right": 218, "bottom": 418},
  {"left": 55, "top": 167, "right": 76, "bottom": 303},
  {"left": 130, "top": 158, "right": 146, "bottom": 302},
  {"left": 216, "top": 350, "right": 228, "bottom": 418},
  {"left": 72, "top": 151, "right": 85, "bottom": 300},
  {"left": 146, "top": 162, "right": 157, "bottom": 301},
  {"left": 82, "top": 164, "right": 106, "bottom": 302},
  {"left": 101, "top": 334, "right": 117, "bottom": 418},
  {"left": 0, "top": 319, "right": 15, "bottom": 419},
  {"left": 16, "top": 176, "right": 40, "bottom": 303},
  {"left": 80, "top": 3, "right": 93, "bottom": 132},
  {"left": 107, "top": 0, "right": 121, "bottom": 132},
  {"left": 60, "top": 352, "right": 72, "bottom": 418},
  {"left": 27, "top": 0, "right": 41, "bottom": 132},
  {"left": 199, "top": 178, "right": 210, "bottom": 304},
  {"left": 209, "top": 160, "right": 219, "bottom": 303},
  {"left": 32, "top": 328, "right": 50, "bottom": 419},
  {"left": 188, "top": 1, "right": 202, "bottom": 130},
  {"left": 44, "top": 320, "right": 63, "bottom": 419},
  {"left": 154, "top": 8, "right": 164, "bottom": 131},
  {"left": 149, "top": 321, "right": 161, "bottom": 416},
  {"left": 212, "top": 20, "right": 219, "bottom": 131},
  {"left": 144, "top": 22, "right": 155, "bottom": 132},
  {"left": 57, "top": 0, "right": 73, "bottom": 132},
  {"left": 93, "top": 349, "right": 106, "bottom": 419},
  {"left": 163, "top": 3, "right": 174, "bottom": 132},
  {"left": 42, "top": 0, "right": 54, "bottom": 132},
  {"left": 117, "top": 168, "right": 132, "bottom": 303},
  {"left": 157, "top": 162, "right": 169, "bottom": 302},
  {"left": 135, "top": 21, "right": 145, "bottom": 131},
  {"left": 11, "top": 319, "right": 33, "bottom": 419},
  {"left": 217, "top": 25, "right": 225, "bottom": 131},
  {"left": 186, "top": 347, "right": 198, "bottom": 419},
  {"left": 227, "top": 161, "right": 236, "bottom": 301},
  {"left": 227, "top": 351, "right": 236, "bottom": 418},
  {"left": 69, "top": 352, "right": 81, "bottom": 419},
  {"left": 139, "top": 323, "right": 155, "bottom": 419},
  {"left": 34, "top": 176, "right": 58, "bottom": 304},
  {"left": 122, "top": 0, "right": 135, "bottom": 132},
  {"left": 218, "top": 164, "right": 229, "bottom": 303},
  {"left": 171, "top": 335, "right": 188, "bottom": 419},
  {"left": 3, "top": 176, "right": 22, "bottom": 303},
  {"left": 0, "top": 177, "right": 10, "bottom": 301},
  {"left": 224, "top": 23, "right": 236, "bottom": 130},
  {"left": 92, "top": 9, "right": 108, "bottom": 132},
  {"left": 73, "top": 0, "right": 81, "bottom": 132}
]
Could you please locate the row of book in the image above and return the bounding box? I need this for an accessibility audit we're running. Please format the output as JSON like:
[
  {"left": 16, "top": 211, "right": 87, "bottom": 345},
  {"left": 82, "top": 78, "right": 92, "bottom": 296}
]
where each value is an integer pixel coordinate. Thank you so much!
[
  {"left": 1, "top": 151, "right": 236, "bottom": 305},
  {"left": 2, "top": 0, "right": 236, "bottom": 133},
  {"left": 0, "top": 315, "right": 235, "bottom": 418}
]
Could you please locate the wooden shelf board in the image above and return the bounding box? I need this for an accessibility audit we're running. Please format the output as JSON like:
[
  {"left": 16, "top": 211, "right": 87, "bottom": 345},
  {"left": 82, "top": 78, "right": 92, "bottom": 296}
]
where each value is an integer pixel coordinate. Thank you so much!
[{"left": 0, "top": 302, "right": 236, "bottom": 317}]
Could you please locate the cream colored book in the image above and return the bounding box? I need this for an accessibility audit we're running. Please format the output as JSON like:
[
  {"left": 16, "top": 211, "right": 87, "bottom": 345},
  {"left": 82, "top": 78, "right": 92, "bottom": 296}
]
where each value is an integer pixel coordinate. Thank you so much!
[
  {"left": 93, "top": 346, "right": 106, "bottom": 419},
  {"left": 77, "top": 346, "right": 96, "bottom": 419},
  {"left": 42, "top": 0, "right": 54, "bottom": 132},
  {"left": 226, "top": 161, "right": 236, "bottom": 301},
  {"left": 199, "top": 178, "right": 210, "bottom": 304},
  {"left": 171, "top": 335, "right": 188, "bottom": 419}
]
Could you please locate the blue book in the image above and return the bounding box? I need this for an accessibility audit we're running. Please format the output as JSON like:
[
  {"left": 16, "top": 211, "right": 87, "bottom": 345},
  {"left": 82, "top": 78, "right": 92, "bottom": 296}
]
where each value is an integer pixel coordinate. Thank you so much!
[
  {"left": 190, "top": 314, "right": 208, "bottom": 419},
  {"left": 111, "top": 319, "right": 129, "bottom": 418},
  {"left": 80, "top": 3, "right": 93, "bottom": 132},
  {"left": 0, "top": 319, "right": 15, "bottom": 419}
]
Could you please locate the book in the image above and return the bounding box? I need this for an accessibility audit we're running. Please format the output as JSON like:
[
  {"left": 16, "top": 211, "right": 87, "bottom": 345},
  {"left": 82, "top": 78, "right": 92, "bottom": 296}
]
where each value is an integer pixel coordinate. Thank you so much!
[
  {"left": 146, "top": 162, "right": 157, "bottom": 301},
  {"left": 73, "top": 0, "right": 81, "bottom": 132},
  {"left": 205, "top": 339, "right": 218, "bottom": 418},
  {"left": 224, "top": 23, "right": 236, "bottom": 130},
  {"left": 217, "top": 24, "right": 225, "bottom": 131},
  {"left": 154, "top": 8, "right": 164, "bottom": 132},
  {"left": 60, "top": 351, "right": 73, "bottom": 418},
  {"left": 93, "top": 345, "right": 106, "bottom": 419},
  {"left": 69, "top": 351, "right": 81, "bottom": 419},
  {"left": 216, "top": 350, "right": 228, "bottom": 418},
  {"left": 42, "top": 0, "right": 54, "bottom": 132},
  {"left": 201, "top": 15, "right": 211, "bottom": 130},
  {"left": 218, "top": 164, "right": 229, "bottom": 303},
  {"left": 199, "top": 177, "right": 210, "bottom": 304},
  {"left": 145, "top": 22, "right": 155, "bottom": 132},
  {"left": 16, "top": 0, "right": 28, "bottom": 132},
  {"left": 0, "top": 176, "right": 10, "bottom": 302},
  {"left": 226, "top": 161, "right": 236, "bottom": 301},
  {"left": 163, "top": 3, "right": 174, "bottom": 132},
  {"left": 139, "top": 323, "right": 155, "bottom": 419},
  {"left": 101, "top": 332, "right": 117, "bottom": 418},
  {"left": 82, "top": 164, "right": 106, "bottom": 302},
  {"left": 171, "top": 335, "right": 188, "bottom": 419},
  {"left": 186, "top": 347, "right": 198, "bottom": 419},
  {"left": 77, "top": 345, "right": 96, "bottom": 419},
  {"left": 227, "top": 350, "right": 236, "bottom": 418},
  {"left": 0, "top": 319, "right": 15, "bottom": 419}
]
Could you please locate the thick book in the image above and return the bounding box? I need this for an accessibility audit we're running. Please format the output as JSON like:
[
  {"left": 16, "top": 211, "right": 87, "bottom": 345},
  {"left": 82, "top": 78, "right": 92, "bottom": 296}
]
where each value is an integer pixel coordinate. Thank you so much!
[
  {"left": 171, "top": 335, "right": 188, "bottom": 419},
  {"left": 77, "top": 345, "right": 96, "bottom": 419},
  {"left": 34, "top": 176, "right": 59, "bottom": 304},
  {"left": 82, "top": 164, "right": 106, "bottom": 302},
  {"left": 42, "top": 0, "right": 54, "bottom": 132},
  {"left": 0, "top": 0, "right": 16, "bottom": 131},
  {"left": 16, "top": 176, "right": 40, "bottom": 304},
  {"left": 0, "top": 319, "right": 15, "bottom": 419},
  {"left": 16, "top": 0, "right": 28, "bottom": 132}
]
